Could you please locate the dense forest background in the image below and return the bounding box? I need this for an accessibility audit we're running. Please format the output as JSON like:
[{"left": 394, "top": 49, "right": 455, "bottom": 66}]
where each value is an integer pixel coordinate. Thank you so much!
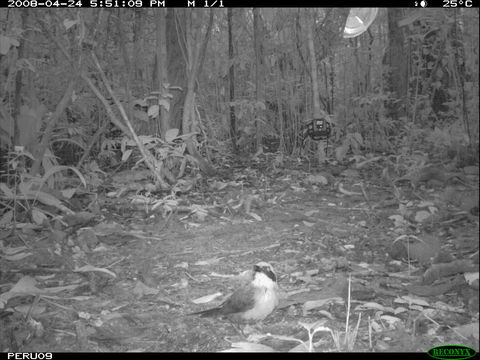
[{"left": 0, "top": 8, "right": 478, "bottom": 183}]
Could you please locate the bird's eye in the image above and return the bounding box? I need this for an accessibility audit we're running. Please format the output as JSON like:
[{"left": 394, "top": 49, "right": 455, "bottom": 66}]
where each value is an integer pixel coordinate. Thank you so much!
[{"left": 265, "top": 270, "right": 276, "bottom": 282}]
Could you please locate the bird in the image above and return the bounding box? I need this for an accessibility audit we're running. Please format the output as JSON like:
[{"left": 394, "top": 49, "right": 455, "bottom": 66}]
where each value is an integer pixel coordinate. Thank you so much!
[{"left": 190, "top": 262, "right": 279, "bottom": 323}]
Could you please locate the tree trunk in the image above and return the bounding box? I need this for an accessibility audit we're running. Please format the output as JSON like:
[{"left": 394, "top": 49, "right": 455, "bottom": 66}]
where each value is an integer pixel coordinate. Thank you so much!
[
  {"left": 306, "top": 10, "right": 321, "bottom": 119},
  {"left": 154, "top": 9, "right": 169, "bottom": 139},
  {"left": 274, "top": 64, "right": 285, "bottom": 153},
  {"left": 13, "top": 10, "right": 29, "bottom": 147},
  {"left": 166, "top": 9, "right": 186, "bottom": 131},
  {"left": 386, "top": 8, "right": 407, "bottom": 118},
  {"left": 181, "top": 10, "right": 216, "bottom": 176},
  {"left": 316, "top": 8, "right": 350, "bottom": 61},
  {"left": 253, "top": 8, "right": 265, "bottom": 152},
  {"left": 133, "top": 9, "right": 145, "bottom": 85},
  {"left": 228, "top": 8, "right": 237, "bottom": 153},
  {"left": 117, "top": 10, "right": 133, "bottom": 122}
]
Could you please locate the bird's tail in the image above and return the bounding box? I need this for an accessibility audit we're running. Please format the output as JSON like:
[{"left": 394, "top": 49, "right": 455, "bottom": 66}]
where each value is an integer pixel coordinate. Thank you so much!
[{"left": 188, "top": 307, "right": 221, "bottom": 317}]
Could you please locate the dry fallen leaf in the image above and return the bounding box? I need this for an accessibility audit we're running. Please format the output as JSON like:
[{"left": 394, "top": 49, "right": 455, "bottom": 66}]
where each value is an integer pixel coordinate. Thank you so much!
[
  {"left": 192, "top": 292, "right": 222, "bottom": 304},
  {"left": 222, "top": 342, "right": 275, "bottom": 352}
]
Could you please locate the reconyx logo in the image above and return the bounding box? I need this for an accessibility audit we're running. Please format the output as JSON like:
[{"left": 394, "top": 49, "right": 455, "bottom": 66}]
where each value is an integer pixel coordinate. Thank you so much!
[{"left": 428, "top": 345, "right": 477, "bottom": 360}]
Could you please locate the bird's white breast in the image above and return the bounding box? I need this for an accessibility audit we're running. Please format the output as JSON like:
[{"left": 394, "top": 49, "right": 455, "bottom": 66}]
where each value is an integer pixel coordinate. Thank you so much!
[{"left": 241, "top": 273, "right": 279, "bottom": 321}]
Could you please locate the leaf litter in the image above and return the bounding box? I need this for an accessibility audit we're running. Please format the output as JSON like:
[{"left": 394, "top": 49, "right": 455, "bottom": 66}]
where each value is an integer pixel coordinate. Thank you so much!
[{"left": 0, "top": 159, "right": 478, "bottom": 352}]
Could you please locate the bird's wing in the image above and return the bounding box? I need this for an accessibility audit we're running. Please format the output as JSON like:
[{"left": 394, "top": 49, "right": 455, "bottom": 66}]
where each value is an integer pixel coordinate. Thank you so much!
[{"left": 220, "top": 284, "right": 256, "bottom": 314}]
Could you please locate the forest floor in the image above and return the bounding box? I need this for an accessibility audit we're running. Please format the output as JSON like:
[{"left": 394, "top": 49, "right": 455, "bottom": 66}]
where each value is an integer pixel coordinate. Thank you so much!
[{"left": 1, "top": 154, "right": 479, "bottom": 352}]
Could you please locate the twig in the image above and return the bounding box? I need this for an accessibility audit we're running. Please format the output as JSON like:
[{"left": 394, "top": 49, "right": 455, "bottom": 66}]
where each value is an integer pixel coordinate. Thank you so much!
[{"left": 39, "top": 297, "right": 77, "bottom": 313}]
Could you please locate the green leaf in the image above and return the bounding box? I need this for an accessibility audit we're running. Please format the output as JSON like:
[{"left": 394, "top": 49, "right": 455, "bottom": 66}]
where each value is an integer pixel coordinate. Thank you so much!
[
  {"left": 159, "top": 99, "right": 170, "bottom": 112},
  {"left": 0, "top": 34, "right": 19, "bottom": 55},
  {"left": 122, "top": 149, "right": 133, "bottom": 162},
  {"left": 165, "top": 129, "right": 179, "bottom": 142},
  {"left": 64, "top": 19, "right": 79, "bottom": 30},
  {"left": 148, "top": 104, "right": 160, "bottom": 118},
  {"left": 0, "top": 183, "right": 14, "bottom": 197},
  {"left": 31, "top": 208, "right": 48, "bottom": 225},
  {"left": 41, "top": 165, "right": 86, "bottom": 188},
  {"left": 0, "top": 210, "right": 13, "bottom": 226}
]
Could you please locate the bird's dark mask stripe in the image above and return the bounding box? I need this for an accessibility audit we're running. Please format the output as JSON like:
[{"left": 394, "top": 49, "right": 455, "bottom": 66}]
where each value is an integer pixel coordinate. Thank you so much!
[{"left": 254, "top": 265, "right": 276, "bottom": 282}]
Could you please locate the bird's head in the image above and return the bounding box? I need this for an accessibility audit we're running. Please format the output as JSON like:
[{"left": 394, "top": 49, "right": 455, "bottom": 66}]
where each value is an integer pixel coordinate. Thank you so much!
[{"left": 253, "top": 262, "right": 277, "bottom": 284}]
